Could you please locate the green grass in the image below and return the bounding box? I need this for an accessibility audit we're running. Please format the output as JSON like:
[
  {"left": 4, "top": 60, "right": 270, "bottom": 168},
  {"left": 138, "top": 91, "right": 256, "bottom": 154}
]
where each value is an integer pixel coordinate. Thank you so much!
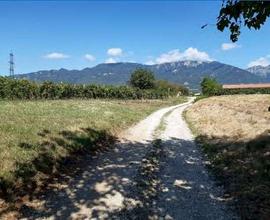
[
  {"left": 153, "top": 109, "right": 172, "bottom": 138},
  {"left": 0, "top": 97, "right": 187, "bottom": 197}
]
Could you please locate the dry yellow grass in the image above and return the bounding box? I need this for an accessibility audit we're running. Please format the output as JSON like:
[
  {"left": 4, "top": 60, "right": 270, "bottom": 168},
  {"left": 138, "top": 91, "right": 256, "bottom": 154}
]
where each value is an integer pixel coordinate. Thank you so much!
[
  {"left": 186, "top": 94, "right": 270, "bottom": 219},
  {"left": 186, "top": 94, "right": 270, "bottom": 141}
]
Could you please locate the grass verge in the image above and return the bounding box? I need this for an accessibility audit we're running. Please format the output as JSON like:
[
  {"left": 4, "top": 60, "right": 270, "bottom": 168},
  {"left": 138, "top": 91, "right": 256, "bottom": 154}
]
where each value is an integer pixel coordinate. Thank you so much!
[{"left": 185, "top": 94, "right": 270, "bottom": 219}]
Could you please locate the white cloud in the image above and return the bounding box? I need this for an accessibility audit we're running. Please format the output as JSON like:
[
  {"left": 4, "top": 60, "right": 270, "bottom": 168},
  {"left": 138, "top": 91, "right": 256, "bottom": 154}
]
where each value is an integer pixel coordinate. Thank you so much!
[
  {"left": 105, "top": 57, "right": 117, "bottom": 64},
  {"left": 221, "top": 43, "right": 240, "bottom": 51},
  {"left": 44, "top": 52, "right": 69, "bottom": 59},
  {"left": 107, "top": 48, "right": 123, "bottom": 57},
  {"left": 150, "top": 47, "right": 212, "bottom": 64},
  {"left": 84, "top": 54, "right": 96, "bottom": 62},
  {"left": 248, "top": 55, "right": 270, "bottom": 67},
  {"left": 155, "top": 49, "right": 181, "bottom": 64}
]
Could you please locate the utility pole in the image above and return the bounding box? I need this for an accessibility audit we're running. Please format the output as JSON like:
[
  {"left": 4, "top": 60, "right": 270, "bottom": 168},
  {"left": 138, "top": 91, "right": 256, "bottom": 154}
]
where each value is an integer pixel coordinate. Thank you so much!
[{"left": 9, "top": 52, "right": 14, "bottom": 78}]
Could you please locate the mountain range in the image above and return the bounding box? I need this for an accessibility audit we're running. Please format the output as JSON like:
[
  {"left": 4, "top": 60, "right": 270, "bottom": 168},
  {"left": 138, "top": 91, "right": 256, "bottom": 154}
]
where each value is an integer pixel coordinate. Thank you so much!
[
  {"left": 15, "top": 61, "right": 270, "bottom": 90},
  {"left": 246, "top": 65, "right": 270, "bottom": 78}
]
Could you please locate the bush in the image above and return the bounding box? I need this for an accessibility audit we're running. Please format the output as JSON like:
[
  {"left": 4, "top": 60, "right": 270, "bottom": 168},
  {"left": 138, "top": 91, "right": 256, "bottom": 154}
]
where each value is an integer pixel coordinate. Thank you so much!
[
  {"left": 129, "top": 68, "right": 155, "bottom": 90},
  {"left": 200, "top": 77, "right": 222, "bottom": 96},
  {"left": 0, "top": 78, "right": 39, "bottom": 99}
]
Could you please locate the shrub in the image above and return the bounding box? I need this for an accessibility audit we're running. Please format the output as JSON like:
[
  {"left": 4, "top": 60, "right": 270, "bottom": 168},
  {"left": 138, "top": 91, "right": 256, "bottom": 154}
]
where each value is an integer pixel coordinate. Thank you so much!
[
  {"left": 0, "top": 77, "right": 39, "bottom": 99},
  {"left": 39, "top": 81, "right": 61, "bottom": 99}
]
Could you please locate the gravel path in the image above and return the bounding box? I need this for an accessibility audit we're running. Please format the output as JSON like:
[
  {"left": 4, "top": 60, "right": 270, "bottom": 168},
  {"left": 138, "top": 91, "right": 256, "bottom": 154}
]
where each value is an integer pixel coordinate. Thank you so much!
[
  {"left": 20, "top": 98, "right": 238, "bottom": 220},
  {"left": 156, "top": 101, "right": 237, "bottom": 219}
]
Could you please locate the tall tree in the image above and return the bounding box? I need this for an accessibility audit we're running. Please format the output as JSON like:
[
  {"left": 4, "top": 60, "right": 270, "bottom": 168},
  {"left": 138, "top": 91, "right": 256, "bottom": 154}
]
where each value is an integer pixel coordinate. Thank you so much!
[
  {"left": 129, "top": 68, "right": 155, "bottom": 90},
  {"left": 217, "top": 0, "right": 270, "bottom": 42}
]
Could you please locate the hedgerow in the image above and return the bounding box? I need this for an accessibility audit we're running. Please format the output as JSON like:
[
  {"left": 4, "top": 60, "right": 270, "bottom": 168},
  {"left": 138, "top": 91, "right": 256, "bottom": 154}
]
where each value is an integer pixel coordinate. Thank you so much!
[
  {"left": 200, "top": 77, "right": 270, "bottom": 96},
  {"left": 217, "top": 87, "right": 270, "bottom": 95},
  {"left": 0, "top": 77, "right": 186, "bottom": 100}
]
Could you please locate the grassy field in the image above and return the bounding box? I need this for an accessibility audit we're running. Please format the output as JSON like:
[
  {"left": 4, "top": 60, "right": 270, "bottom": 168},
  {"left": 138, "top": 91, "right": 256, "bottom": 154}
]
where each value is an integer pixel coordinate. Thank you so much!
[
  {"left": 185, "top": 95, "right": 270, "bottom": 219},
  {"left": 0, "top": 97, "right": 187, "bottom": 198}
]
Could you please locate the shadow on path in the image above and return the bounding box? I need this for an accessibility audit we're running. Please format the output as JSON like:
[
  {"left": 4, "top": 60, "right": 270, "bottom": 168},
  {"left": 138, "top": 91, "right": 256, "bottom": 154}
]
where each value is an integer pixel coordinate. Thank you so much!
[{"left": 19, "top": 136, "right": 237, "bottom": 219}]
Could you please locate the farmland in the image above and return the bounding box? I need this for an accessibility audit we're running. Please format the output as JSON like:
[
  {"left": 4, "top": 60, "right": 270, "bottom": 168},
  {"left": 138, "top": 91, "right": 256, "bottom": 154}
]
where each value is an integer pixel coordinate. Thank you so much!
[
  {"left": 0, "top": 97, "right": 187, "bottom": 198},
  {"left": 185, "top": 95, "right": 270, "bottom": 219}
]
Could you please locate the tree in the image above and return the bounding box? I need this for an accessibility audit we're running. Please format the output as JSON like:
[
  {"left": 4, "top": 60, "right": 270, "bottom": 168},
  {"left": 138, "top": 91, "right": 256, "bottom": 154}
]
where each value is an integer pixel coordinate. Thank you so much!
[
  {"left": 216, "top": 1, "right": 270, "bottom": 42},
  {"left": 129, "top": 68, "right": 155, "bottom": 90},
  {"left": 201, "top": 77, "right": 222, "bottom": 96}
]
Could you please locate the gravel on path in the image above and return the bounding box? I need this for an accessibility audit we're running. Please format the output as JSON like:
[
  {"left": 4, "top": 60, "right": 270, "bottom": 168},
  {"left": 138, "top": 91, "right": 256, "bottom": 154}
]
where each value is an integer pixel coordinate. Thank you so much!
[{"left": 20, "top": 98, "right": 238, "bottom": 220}]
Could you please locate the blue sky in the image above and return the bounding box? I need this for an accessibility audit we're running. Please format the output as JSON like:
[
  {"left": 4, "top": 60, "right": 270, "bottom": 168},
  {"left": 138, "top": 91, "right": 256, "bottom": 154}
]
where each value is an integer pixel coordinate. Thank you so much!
[{"left": 0, "top": 1, "right": 270, "bottom": 75}]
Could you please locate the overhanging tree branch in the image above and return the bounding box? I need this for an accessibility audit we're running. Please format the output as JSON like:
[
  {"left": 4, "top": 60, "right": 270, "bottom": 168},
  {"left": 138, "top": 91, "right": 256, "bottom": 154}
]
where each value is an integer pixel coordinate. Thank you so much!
[{"left": 217, "top": 0, "right": 270, "bottom": 42}]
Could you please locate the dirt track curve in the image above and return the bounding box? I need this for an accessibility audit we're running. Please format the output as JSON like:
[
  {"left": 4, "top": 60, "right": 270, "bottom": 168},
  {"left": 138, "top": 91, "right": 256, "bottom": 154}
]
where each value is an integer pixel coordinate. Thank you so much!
[{"left": 20, "top": 98, "right": 238, "bottom": 220}]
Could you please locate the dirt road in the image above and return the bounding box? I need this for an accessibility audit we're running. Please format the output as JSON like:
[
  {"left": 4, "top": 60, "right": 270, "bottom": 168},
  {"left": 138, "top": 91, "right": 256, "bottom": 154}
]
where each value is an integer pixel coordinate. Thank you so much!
[{"left": 20, "top": 98, "right": 237, "bottom": 219}]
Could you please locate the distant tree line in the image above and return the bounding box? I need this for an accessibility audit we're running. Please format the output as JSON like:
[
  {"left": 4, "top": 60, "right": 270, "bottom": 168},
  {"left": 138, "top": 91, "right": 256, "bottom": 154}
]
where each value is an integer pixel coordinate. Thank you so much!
[
  {"left": 201, "top": 76, "right": 270, "bottom": 96},
  {"left": 217, "top": 87, "right": 270, "bottom": 96},
  {"left": 0, "top": 69, "right": 188, "bottom": 100}
]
